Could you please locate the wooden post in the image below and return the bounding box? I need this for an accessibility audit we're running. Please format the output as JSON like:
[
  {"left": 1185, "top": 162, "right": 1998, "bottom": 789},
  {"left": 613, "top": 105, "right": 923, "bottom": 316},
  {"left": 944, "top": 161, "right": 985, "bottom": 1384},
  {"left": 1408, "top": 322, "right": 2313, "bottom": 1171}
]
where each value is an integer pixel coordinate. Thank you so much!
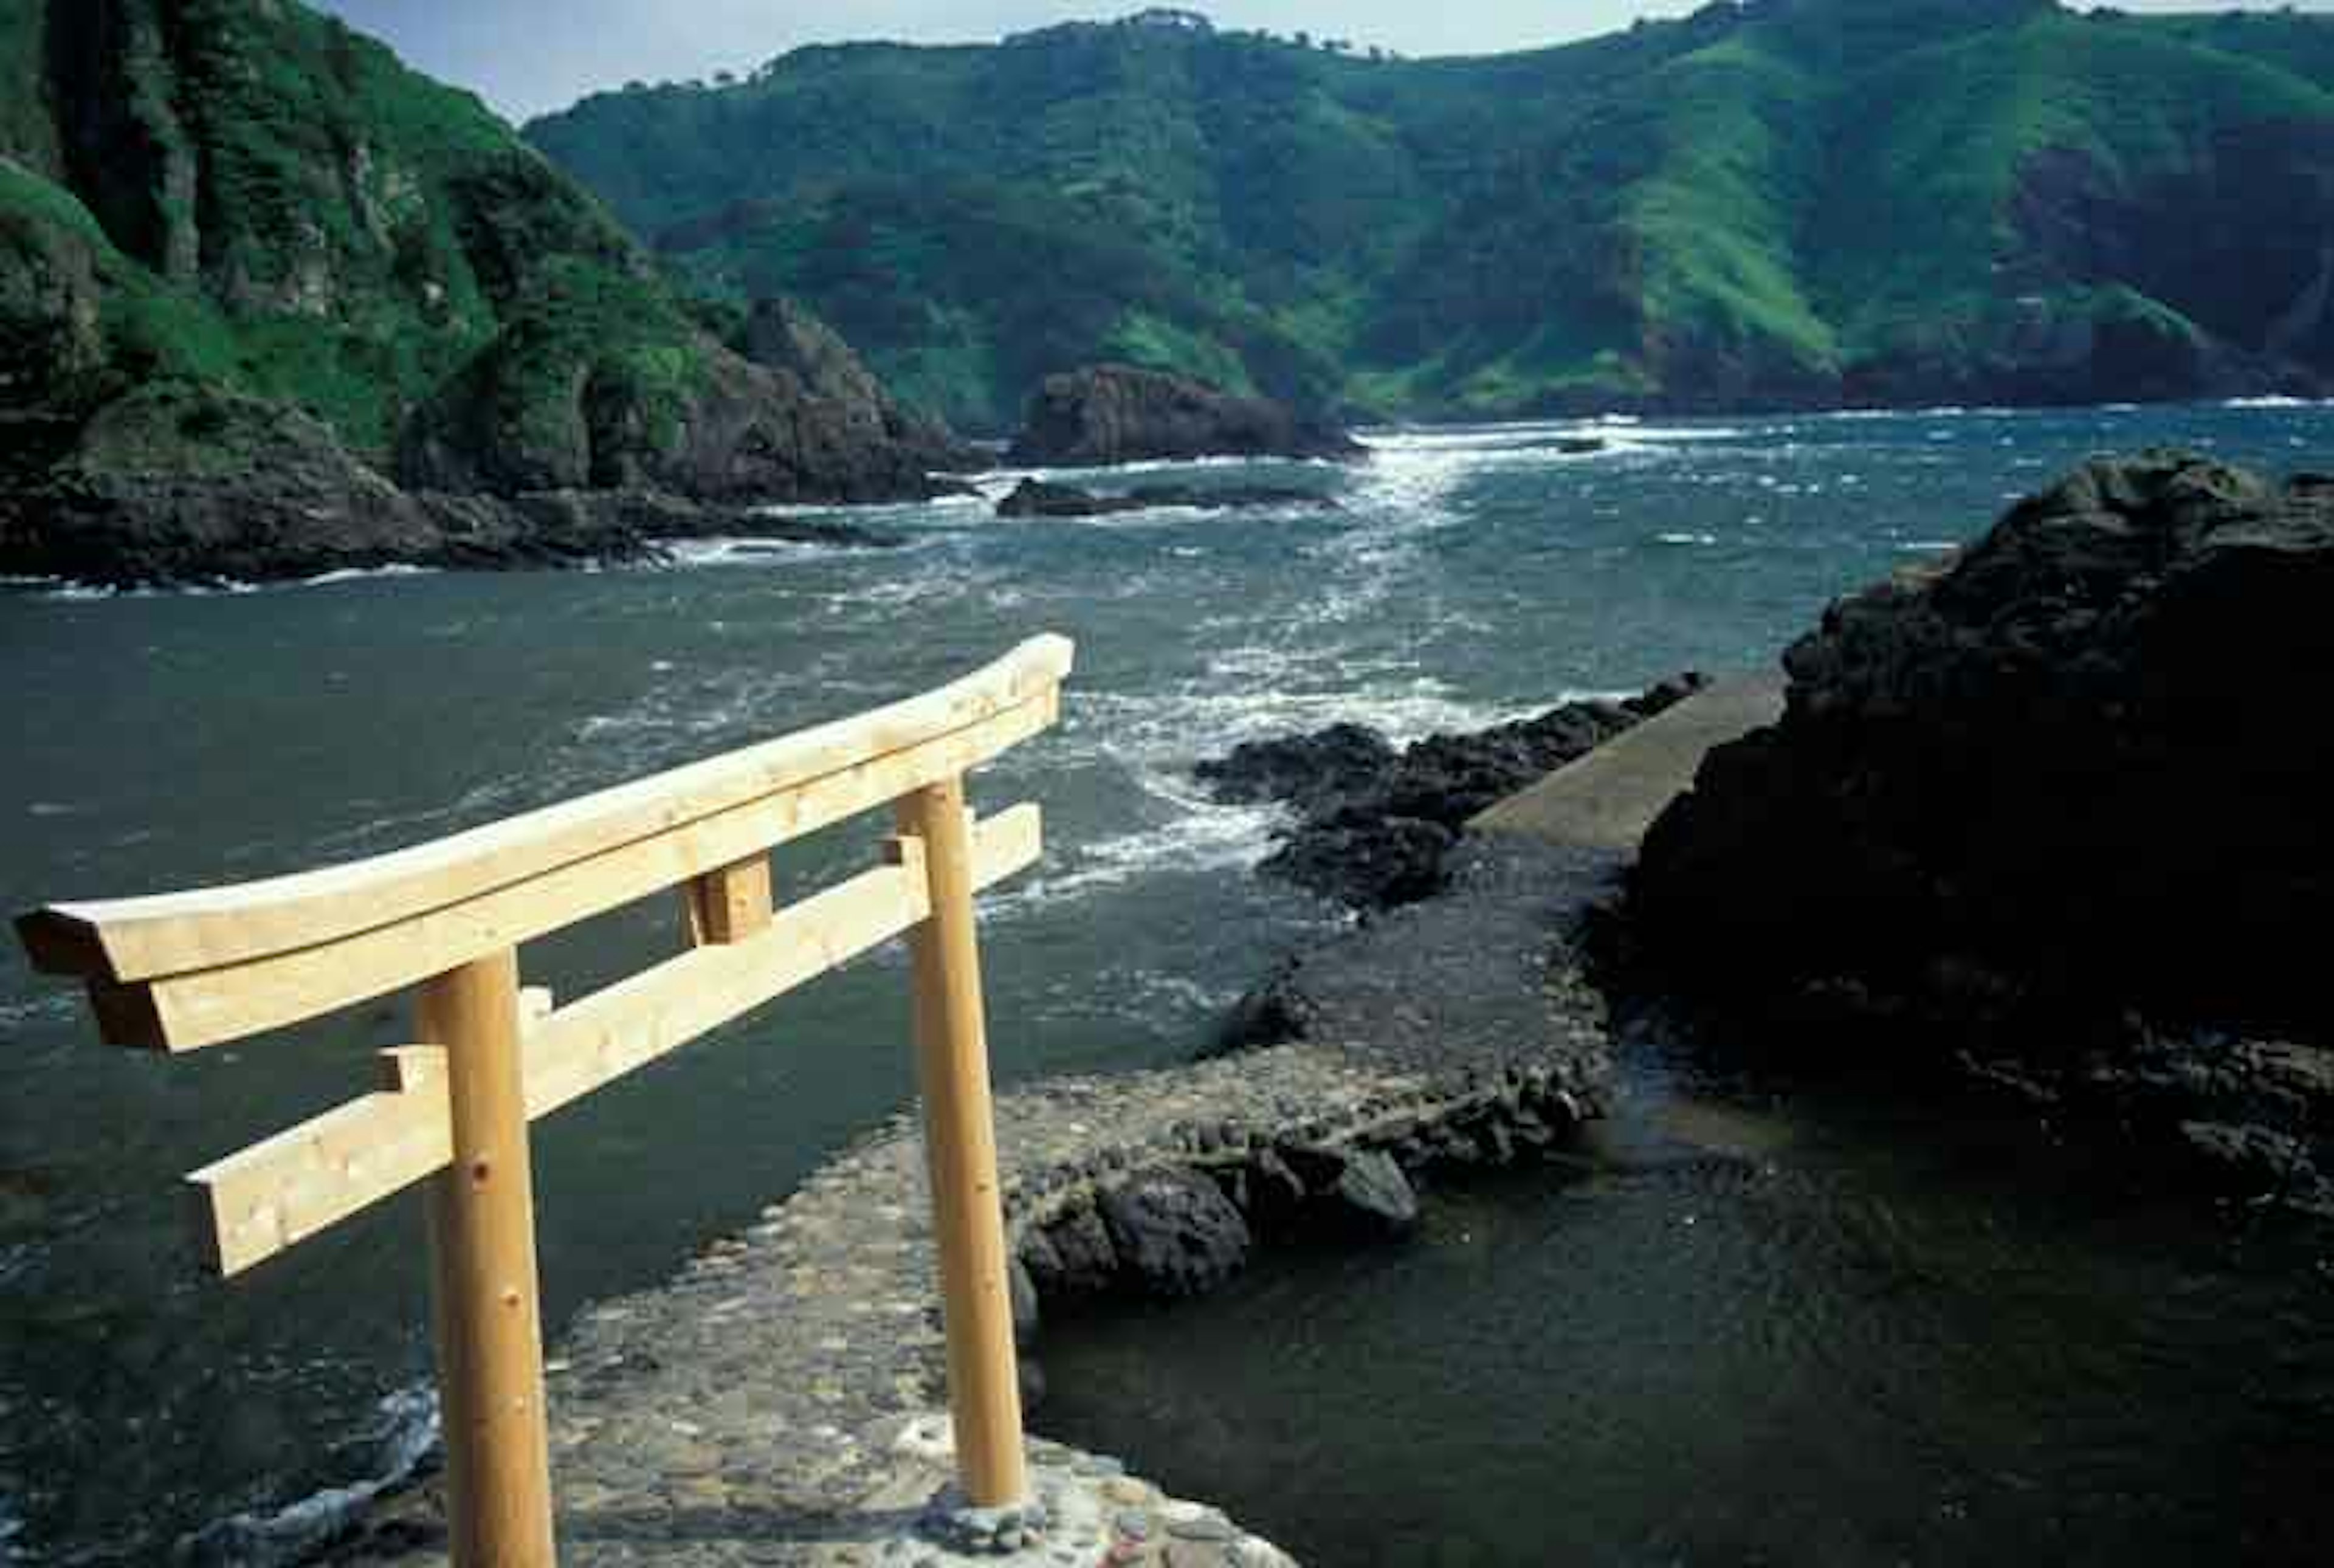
[
  {"left": 682, "top": 855, "right": 774, "bottom": 947},
  {"left": 416, "top": 949, "right": 558, "bottom": 1568},
  {"left": 895, "top": 777, "right": 1028, "bottom": 1507}
]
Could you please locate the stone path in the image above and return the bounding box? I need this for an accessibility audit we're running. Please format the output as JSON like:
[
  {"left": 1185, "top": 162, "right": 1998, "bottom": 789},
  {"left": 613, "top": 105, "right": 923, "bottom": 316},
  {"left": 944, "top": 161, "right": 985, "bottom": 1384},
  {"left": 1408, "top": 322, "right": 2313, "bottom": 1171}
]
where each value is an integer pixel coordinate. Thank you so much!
[
  {"left": 329, "top": 681, "right": 1777, "bottom": 1568},
  {"left": 1468, "top": 675, "right": 1784, "bottom": 848}
]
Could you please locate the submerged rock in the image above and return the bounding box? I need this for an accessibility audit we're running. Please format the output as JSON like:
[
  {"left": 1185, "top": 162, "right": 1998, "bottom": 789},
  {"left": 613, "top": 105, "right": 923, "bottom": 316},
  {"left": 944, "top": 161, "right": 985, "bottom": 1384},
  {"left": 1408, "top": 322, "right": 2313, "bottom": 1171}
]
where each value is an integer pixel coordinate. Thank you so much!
[
  {"left": 1625, "top": 450, "right": 2334, "bottom": 1206},
  {"left": 1007, "top": 363, "right": 1365, "bottom": 467}
]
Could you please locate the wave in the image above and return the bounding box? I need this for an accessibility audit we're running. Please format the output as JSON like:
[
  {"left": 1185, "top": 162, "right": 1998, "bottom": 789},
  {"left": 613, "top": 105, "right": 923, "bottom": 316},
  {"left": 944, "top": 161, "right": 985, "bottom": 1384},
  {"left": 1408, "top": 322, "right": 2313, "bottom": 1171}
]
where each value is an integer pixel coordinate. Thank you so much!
[
  {"left": 965, "top": 452, "right": 1345, "bottom": 488},
  {"left": 2222, "top": 394, "right": 2315, "bottom": 410},
  {"left": 981, "top": 797, "right": 1285, "bottom": 923},
  {"left": 1656, "top": 531, "right": 1721, "bottom": 547},
  {"left": 662, "top": 536, "right": 842, "bottom": 568},
  {"left": 175, "top": 1384, "right": 437, "bottom": 1568},
  {"left": 300, "top": 564, "right": 439, "bottom": 588},
  {"left": 41, "top": 577, "right": 263, "bottom": 602}
]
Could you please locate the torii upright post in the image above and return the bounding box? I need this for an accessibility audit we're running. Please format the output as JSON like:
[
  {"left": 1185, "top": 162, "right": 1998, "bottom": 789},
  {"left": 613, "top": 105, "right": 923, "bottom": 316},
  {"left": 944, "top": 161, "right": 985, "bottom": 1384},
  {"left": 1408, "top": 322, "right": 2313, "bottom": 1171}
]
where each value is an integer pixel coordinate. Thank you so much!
[
  {"left": 897, "top": 775, "right": 1028, "bottom": 1506},
  {"left": 417, "top": 949, "right": 557, "bottom": 1568}
]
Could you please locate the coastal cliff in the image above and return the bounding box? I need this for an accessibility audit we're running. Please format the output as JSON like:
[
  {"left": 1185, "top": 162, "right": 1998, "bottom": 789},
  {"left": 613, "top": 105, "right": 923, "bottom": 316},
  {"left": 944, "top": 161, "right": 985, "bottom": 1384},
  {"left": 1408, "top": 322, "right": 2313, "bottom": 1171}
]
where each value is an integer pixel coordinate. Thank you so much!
[{"left": 0, "top": 0, "right": 965, "bottom": 585}]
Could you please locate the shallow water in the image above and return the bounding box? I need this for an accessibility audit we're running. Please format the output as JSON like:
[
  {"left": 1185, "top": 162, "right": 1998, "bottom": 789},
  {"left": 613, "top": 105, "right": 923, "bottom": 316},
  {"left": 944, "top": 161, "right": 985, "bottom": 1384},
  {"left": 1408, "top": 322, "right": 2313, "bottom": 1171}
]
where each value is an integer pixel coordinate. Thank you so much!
[
  {"left": 1035, "top": 1046, "right": 2334, "bottom": 1567},
  {"left": 2, "top": 402, "right": 2330, "bottom": 1561}
]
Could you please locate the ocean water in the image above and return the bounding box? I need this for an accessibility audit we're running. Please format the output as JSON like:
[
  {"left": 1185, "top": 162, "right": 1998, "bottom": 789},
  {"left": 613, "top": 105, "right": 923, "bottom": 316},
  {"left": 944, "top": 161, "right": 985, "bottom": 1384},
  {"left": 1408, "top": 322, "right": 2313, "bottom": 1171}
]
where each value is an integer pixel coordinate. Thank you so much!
[{"left": 1, "top": 403, "right": 2330, "bottom": 1562}]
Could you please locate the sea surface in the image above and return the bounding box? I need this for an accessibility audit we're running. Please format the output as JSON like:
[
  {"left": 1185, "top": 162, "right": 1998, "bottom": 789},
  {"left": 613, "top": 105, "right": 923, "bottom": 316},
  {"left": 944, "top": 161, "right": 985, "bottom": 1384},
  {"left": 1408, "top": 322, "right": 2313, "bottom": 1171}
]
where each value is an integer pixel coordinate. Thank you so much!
[{"left": 2, "top": 402, "right": 2330, "bottom": 1563}]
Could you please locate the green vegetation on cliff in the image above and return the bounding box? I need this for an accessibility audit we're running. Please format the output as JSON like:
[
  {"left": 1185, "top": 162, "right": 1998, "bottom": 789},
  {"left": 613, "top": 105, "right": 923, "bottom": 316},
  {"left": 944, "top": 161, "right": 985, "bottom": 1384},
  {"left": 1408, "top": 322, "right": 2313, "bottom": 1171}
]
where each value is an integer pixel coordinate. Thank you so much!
[
  {"left": 1, "top": 0, "right": 954, "bottom": 531},
  {"left": 529, "top": 0, "right": 2334, "bottom": 430}
]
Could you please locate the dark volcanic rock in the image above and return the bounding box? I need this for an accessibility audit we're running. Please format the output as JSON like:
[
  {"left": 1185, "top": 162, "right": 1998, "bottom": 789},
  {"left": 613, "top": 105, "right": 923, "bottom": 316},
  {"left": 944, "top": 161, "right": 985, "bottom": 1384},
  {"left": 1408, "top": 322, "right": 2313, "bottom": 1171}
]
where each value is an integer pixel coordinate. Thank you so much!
[
  {"left": 1200, "top": 677, "right": 1706, "bottom": 910},
  {"left": 1007, "top": 363, "right": 1365, "bottom": 467},
  {"left": 0, "top": 383, "right": 902, "bottom": 586},
  {"left": 1024, "top": 1207, "right": 1120, "bottom": 1299},
  {"left": 1095, "top": 1168, "right": 1252, "bottom": 1298},
  {"left": 996, "top": 478, "right": 1149, "bottom": 517},
  {"left": 995, "top": 476, "right": 1338, "bottom": 517},
  {"left": 1196, "top": 723, "right": 1396, "bottom": 816},
  {"left": 1626, "top": 450, "right": 2334, "bottom": 1205}
]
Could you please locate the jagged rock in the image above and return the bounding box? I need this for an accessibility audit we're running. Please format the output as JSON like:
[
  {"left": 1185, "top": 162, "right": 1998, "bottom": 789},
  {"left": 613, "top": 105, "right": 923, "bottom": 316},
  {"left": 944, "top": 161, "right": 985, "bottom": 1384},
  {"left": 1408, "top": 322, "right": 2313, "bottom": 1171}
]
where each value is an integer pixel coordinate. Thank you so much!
[
  {"left": 396, "top": 324, "right": 960, "bottom": 505},
  {"left": 995, "top": 476, "right": 1338, "bottom": 518},
  {"left": 1028, "top": 1206, "right": 1119, "bottom": 1298},
  {"left": 1627, "top": 450, "right": 2334, "bottom": 1202},
  {"left": 1007, "top": 363, "right": 1364, "bottom": 467},
  {"left": 1198, "top": 678, "right": 1706, "bottom": 911},
  {"left": 0, "top": 383, "right": 906, "bottom": 585},
  {"left": 739, "top": 296, "right": 974, "bottom": 475},
  {"left": 1196, "top": 723, "right": 1395, "bottom": 816},
  {"left": 1095, "top": 1169, "right": 1251, "bottom": 1298}
]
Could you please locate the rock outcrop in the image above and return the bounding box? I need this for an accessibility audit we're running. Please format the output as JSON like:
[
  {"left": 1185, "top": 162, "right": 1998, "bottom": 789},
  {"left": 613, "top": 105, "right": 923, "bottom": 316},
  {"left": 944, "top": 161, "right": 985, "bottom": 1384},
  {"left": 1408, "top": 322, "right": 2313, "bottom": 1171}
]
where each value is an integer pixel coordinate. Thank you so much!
[
  {"left": 0, "top": 383, "right": 901, "bottom": 586},
  {"left": 1198, "top": 679, "right": 1706, "bottom": 910},
  {"left": 994, "top": 476, "right": 1338, "bottom": 517},
  {"left": 1625, "top": 450, "right": 2334, "bottom": 1209},
  {"left": 1007, "top": 364, "right": 1365, "bottom": 467},
  {"left": 0, "top": 1, "right": 957, "bottom": 586}
]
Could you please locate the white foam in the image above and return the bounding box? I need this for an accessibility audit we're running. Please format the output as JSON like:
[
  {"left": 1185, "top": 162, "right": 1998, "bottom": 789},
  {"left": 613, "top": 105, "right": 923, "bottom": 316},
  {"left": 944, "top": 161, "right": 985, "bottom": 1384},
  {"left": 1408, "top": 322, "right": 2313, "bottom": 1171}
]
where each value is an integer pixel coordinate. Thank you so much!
[
  {"left": 1656, "top": 532, "right": 1721, "bottom": 546},
  {"left": 175, "top": 1384, "right": 438, "bottom": 1568},
  {"left": 299, "top": 564, "right": 439, "bottom": 588},
  {"left": 981, "top": 799, "right": 1285, "bottom": 921},
  {"left": 663, "top": 536, "right": 839, "bottom": 568},
  {"left": 2222, "top": 394, "right": 2314, "bottom": 409}
]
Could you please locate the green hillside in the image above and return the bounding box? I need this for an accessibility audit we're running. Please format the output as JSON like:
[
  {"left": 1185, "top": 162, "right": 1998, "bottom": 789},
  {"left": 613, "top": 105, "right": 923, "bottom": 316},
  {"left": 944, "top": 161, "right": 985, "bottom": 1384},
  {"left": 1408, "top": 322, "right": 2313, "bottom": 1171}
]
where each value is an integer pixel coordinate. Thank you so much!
[
  {"left": 528, "top": 0, "right": 2334, "bottom": 432},
  {"left": 0, "top": 0, "right": 949, "bottom": 527}
]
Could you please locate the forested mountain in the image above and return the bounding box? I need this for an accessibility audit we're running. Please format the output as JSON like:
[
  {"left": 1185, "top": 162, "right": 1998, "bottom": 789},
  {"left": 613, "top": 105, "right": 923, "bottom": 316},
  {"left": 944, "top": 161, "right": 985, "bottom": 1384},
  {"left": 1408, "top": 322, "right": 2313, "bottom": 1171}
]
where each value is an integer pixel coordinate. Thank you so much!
[{"left": 530, "top": 0, "right": 2334, "bottom": 432}]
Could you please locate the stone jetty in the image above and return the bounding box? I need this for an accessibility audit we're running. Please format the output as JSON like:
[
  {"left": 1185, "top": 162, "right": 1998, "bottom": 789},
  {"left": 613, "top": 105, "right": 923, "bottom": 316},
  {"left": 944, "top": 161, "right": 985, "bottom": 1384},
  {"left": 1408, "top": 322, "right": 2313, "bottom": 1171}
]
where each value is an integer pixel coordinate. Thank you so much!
[{"left": 325, "top": 682, "right": 1775, "bottom": 1568}]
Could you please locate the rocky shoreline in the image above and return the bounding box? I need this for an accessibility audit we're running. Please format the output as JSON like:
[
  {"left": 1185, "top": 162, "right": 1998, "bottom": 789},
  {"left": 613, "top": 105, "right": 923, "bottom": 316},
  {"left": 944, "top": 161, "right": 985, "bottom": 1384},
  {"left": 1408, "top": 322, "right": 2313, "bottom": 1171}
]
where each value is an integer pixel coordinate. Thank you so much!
[
  {"left": 1196, "top": 679, "right": 1705, "bottom": 912},
  {"left": 1620, "top": 450, "right": 2334, "bottom": 1216}
]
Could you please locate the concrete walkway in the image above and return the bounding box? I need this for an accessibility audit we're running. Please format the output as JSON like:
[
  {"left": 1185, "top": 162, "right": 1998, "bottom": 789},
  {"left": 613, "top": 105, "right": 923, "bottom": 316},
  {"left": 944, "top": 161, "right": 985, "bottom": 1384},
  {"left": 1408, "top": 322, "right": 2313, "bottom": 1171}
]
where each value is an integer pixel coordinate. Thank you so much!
[{"left": 1468, "top": 675, "right": 1785, "bottom": 848}]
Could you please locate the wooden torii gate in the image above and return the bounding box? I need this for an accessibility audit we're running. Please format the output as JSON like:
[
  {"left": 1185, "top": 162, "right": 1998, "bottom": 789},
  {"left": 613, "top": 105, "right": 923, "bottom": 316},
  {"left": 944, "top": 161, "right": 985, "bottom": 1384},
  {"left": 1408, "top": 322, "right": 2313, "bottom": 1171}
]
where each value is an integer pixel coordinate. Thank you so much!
[{"left": 15, "top": 635, "right": 1075, "bottom": 1566}]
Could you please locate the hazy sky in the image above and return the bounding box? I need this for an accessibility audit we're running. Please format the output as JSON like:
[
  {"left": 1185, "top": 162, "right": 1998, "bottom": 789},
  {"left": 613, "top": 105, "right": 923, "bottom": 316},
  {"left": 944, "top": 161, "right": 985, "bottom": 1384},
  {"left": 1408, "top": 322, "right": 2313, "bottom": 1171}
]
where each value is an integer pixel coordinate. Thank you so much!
[{"left": 312, "top": 1, "right": 2330, "bottom": 123}]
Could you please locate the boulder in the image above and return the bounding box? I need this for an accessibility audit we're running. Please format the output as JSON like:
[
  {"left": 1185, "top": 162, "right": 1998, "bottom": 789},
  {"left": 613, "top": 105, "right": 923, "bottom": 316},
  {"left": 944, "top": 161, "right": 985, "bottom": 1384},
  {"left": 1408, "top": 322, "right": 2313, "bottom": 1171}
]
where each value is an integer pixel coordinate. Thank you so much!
[
  {"left": 1007, "top": 363, "right": 1365, "bottom": 467},
  {"left": 1095, "top": 1169, "right": 1252, "bottom": 1298},
  {"left": 1625, "top": 450, "right": 2334, "bottom": 1199}
]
